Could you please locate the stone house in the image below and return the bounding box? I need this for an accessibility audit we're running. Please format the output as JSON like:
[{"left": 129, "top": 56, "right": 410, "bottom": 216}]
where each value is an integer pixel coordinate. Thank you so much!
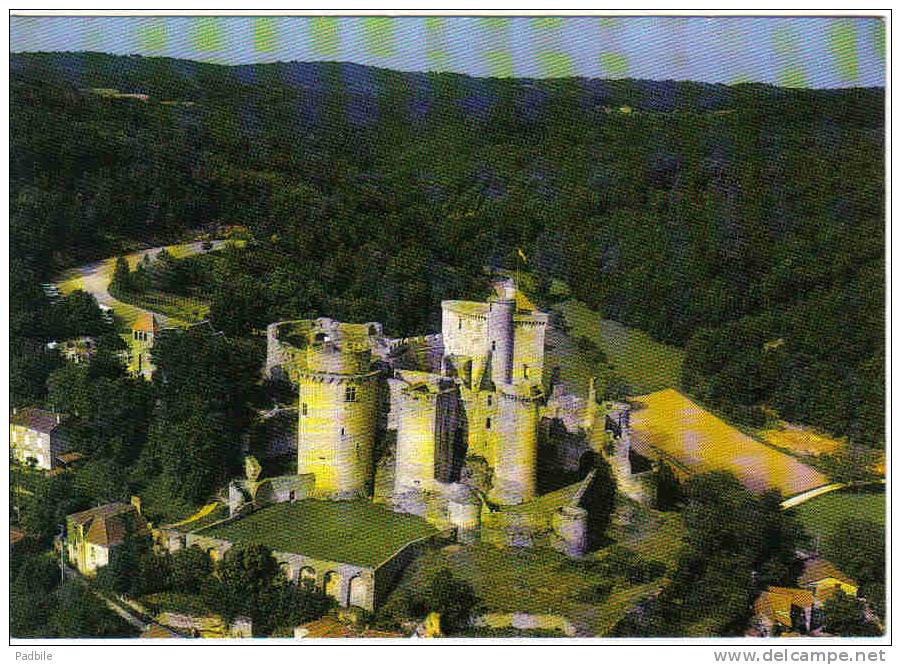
[
  {"left": 66, "top": 499, "right": 150, "bottom": 576},
  {"left": 128, "top": 312, "right": 159, "bottom": 379},
  {"left": 10, "top": 407, "right": 69, "bottom": 470},
  {"left": 58, "top": 336, "right": 98, "bottom": 364},
  {"left": 752, "top": 586, "right": 815, "bottom": 636},
  {"left": 185, "top": 499, "right": 448, "bottom": 612},
  {"left": 798, "top": 557, "right": 859, "bottom": 603}
]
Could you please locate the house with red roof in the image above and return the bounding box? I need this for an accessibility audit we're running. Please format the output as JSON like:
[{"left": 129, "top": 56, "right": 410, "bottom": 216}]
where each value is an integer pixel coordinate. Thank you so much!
[
  {"left": 66, "top": 499, "right": 149, "bottom": 576},
  {"left": 128, "top": 312, "right": 159, "bottom": 379}
]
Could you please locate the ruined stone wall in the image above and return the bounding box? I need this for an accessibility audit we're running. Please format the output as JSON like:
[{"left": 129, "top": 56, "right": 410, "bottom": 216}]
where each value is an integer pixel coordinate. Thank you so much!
[
  {"left": 512, "top": 318, "right": 548, "bottom": 384},
  {"left": 441, "top": 303, "right": 489, "bottom": 360},
  {"left": 372, "top": 529, "right": 454, "bottom": 610},
  {"left": 457, "top": 385, "right": 499, "bottom": 463}
]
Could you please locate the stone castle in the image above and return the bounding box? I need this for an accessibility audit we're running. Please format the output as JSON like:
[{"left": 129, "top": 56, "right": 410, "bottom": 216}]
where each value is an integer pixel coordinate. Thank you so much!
[{"left": 264, "top": 278, "right": 603, "bottom": 551}]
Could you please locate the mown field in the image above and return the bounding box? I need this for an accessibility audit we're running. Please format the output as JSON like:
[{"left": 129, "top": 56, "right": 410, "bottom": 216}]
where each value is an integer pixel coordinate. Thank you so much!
[
  {"left": 109, "top": 287, "right": 210, "bottom": 327},
  {"left": 629, "top": 388, "right": 828, "bottom": 498},
  {"left": 793, "top": 488, "right": 886, "bottom": 544}
]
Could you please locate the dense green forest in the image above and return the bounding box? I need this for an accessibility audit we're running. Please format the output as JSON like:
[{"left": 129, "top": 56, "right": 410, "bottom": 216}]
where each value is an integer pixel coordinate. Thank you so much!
[{"left": 10, "top": 51, "right": 884, "bottom": 453}]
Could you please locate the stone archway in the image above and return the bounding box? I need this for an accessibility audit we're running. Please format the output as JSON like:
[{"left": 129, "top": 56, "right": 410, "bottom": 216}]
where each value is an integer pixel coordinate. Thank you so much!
[
  {"left": 347, "top": 575, "right": 369, "bottom": 609},
  {"left": 299, "top": 566, "right": 316, "bottom": 589},
  {"left": 323, "top": 570, "right": 342, "bottom": 601},
  {"left": 279, "top": 561, "right": 296, "bottom": 583}
]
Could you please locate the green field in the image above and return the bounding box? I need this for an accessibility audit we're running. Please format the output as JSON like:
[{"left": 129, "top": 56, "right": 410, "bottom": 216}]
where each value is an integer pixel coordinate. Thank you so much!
[
  {"left": 548, "top": 299, "right": 684, "bottom": 396},
  {"left": 109, "top": 286, "right": 210, "bottom": 327},
  {"left": 793, "top": 488, "right": 885, "bottom": 544},
  {"left": 140, "top": 592, "right": 211, "bottom": 617},
  {"left": 201, "top": 500, "right": 438, "bottom": 568},
  {"left": 376, "top": 503, "right": 684, "bottom": 636}
]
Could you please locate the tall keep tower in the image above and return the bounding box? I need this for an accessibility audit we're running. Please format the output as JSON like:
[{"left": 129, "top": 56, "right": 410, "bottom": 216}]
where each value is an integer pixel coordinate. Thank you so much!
[
  {"left": 489, "top": 383, "right": 542, "bottom": 505},
  {"left": 487, "top": 291, "right": 515, "bottom": 387},
  {"left": 297, "top": 340, "right": 379, "bottom": 499},
  {"left": 392, "top": 372, "right": 460, "bottom": 494}
]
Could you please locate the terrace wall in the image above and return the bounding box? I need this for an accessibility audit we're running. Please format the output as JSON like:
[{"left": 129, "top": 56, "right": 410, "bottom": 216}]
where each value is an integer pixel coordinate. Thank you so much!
[
  {"left": 372, "top": 528, "right": 455, "bottom": 610},
  {"left": 186, "top": 526, "right": 452, "bottom": 612}
]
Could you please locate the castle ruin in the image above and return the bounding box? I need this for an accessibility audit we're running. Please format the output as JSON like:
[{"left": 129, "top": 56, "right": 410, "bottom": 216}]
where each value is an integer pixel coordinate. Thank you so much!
[{"left": 264, "top": 278, "right": 608, "bottom": 556}]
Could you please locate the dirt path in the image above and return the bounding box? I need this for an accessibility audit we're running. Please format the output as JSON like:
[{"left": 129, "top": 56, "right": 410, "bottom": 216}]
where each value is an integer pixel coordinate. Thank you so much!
[{"left": 53, "top": 240, "right": 225, "bottom": 328}]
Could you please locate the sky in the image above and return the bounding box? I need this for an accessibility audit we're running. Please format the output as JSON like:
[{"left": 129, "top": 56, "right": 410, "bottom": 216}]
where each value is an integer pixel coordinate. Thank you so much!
[{"left": 9, "top": 15, "right": 886, "bottom": 88}]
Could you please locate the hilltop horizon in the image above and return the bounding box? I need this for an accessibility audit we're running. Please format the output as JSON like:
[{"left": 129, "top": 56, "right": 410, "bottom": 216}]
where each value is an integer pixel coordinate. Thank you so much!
[{"left": 10, "top": 48, "right": 886, "bottom": 92}]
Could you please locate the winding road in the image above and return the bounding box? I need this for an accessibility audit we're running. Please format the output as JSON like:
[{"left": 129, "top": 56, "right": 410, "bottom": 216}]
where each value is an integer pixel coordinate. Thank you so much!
[{"left": 53, "top": 240, "right": 225, "bottom": 328}]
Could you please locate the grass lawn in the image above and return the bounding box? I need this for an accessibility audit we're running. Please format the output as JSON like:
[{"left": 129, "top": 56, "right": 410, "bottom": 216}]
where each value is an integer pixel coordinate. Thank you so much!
[
  {"left": 165, "top": 502, "right": 229, "bottom": 533},
  {"left": 793, "top": 488, "right": 885, "bottom": 544},
  {"left": 376, "top": 502, "right": 684, "bottom": 636},
  {"left": 140, "top": 592, "right": 211, "bottom": 617},
  {"left": 549, "top": 300, "right": 684, "bottom": 396},
  {"left": 54, "top": 240, "right": 223, "bottom": 328},
  {"left": 200, "top": 500, "right": 438, "bottom": 568},
  {"left": 111, "top": 287, "right": 210, "bottom": 327}
]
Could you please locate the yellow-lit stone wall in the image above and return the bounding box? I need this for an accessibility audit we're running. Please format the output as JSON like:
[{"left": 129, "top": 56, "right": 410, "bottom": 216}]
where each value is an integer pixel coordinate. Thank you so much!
[
  {"left": 489, "top": 389, "right": 540, "bottom": 505},
  {"left": 457, "top": 385, "right": 500, "bottom": 462},
  {"left": 394, "top": 388, "right": 440, "bottom": 492},
  {"left": 297, "top": 371, "right": 379, "bottom": 498},
  {"left": 441, "top": 301, "right": 548, "bottom": 387},
  {"left": 512, "top": 318, "right": 548, "bottom": 383},
  {"left": 441, "top": 303, "right": 489, "bottom": 361}
]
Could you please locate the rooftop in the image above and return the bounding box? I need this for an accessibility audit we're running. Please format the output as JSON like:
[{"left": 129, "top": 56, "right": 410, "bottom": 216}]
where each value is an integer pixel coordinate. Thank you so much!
[
  {"left": 200, "top": 500, "right": 438, "bottom": 568},
  {"left": 10, "top": 526, "right": 26, "bottom": 545},
  {"left": 10, "top": 407, "right": 67, "bottom": 433},
  {"left": 799, "top": 557, "right": 857, "bottom": 589},
  {"left": 754, "top": 587, "right": 814, "bottom": 628},
  {"left": 131, "top": 311, "right": 159, "bottom": 332},
  {"left": 68, "top": 502, "right": 149, "bottom": 547}
]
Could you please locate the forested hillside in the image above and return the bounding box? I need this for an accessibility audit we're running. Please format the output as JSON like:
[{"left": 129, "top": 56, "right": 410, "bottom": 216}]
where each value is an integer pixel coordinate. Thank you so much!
[{"left": 10, "top": 51, "right": 884, "bottom": 448}]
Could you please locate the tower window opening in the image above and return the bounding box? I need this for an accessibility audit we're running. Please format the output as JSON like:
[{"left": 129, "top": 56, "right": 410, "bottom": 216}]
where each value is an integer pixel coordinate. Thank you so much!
[
  {"left": 487, "top": 394, "right": 493, "bottom": 406},
  {"left": 341, "top": 427, "right": 346, "bottom": 436},
  {"left": 491, "top": 340, "right": 497, "bottom": 351},
  {"left": 458, "top": 319, "right": 462, "bottom": 331},
  {"left": 345, "top": 386, "right": 357, "bottom": 402},
  {"left": 301, "top": 403, "right": 308, "bottom": 416},
  {"left": 485, "top": 417, "right": 492, "bottom": 430}
]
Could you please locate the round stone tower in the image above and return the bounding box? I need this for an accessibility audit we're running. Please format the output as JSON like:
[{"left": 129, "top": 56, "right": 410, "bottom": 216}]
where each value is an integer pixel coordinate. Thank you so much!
[
  {"left": 445, "top": 484, "right": 482, "bottom": 544},
  {"left": 487, "top": 293, "right": 515, "bottom": 387},
  {"left": 488, "top": 384, "right": 541, "bottom": 505},
  {"left": 552, "top": 505, "right": 589, "bottom": 557},
  {"left": 297, "top": 340, "right": 379, "bottom": 499}
]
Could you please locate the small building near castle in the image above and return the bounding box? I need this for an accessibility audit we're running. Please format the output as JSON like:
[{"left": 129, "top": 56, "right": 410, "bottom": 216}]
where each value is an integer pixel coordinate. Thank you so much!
[
  {"left": 66, "top": 499, "right": 150, "bottom": 576},
  {"left": 10, "top": 407, "right": 69, "bottom": 470},
  {"left": 187, "top": 500, "right": 445, "bottom": 612},
  {"left": 128, "top": 312, "right": 159, "bottom": 379}
]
